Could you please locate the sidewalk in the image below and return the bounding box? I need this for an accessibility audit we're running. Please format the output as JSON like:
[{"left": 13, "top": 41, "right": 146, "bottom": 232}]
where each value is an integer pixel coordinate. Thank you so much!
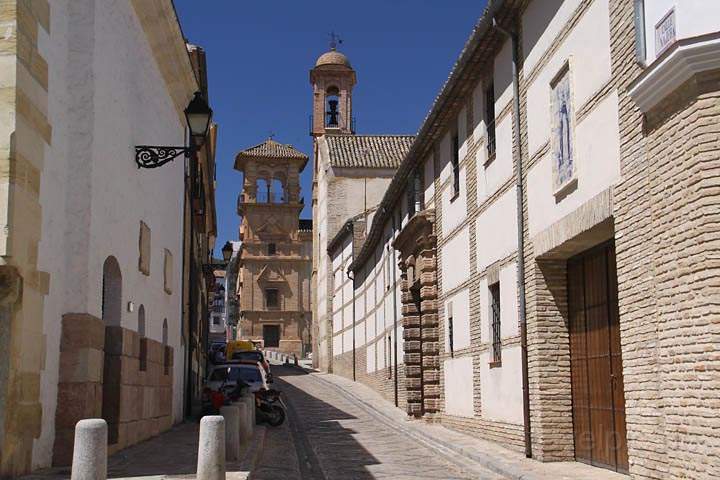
[
  {"left": 305, "top": 368, "right": 626, "bottom": 480},
  {"left": 21, "top": 422, "right": 266, "bottom": 480}
]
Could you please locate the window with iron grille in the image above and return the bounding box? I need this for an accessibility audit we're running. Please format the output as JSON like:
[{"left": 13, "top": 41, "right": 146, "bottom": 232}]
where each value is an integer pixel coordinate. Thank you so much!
[
  {"left": 448, "top": 301, "right": 454, "bottom": 358},
  {"left": 489, "top": 282, "right": 501, "bottom": 365},
  {"left": 485, "top": 83, "right": 496, "bottom": 158},
  {"left": 451, "top": 134, "right": 460, "bottom": 197}
]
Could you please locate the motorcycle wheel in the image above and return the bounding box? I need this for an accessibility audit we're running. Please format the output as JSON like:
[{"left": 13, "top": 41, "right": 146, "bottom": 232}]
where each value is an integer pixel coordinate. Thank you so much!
[{"left": 267, "top": 405, "right": 285, "bottom": 427}]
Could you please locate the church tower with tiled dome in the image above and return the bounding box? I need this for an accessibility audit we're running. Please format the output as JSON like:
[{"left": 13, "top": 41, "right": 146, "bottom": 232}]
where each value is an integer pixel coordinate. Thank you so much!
[
  {"left": 310, "top": 44, "right": 356, "bottom": 136},
  {"left": 309, "top": 39, "right": 415, "bottom": 373}
]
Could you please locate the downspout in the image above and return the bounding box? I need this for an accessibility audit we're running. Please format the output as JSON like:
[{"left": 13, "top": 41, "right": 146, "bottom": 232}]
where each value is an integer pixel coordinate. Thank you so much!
[
  {"left": 494, "top": 17, "right": 532, "bottom": 458},
  {"left": 391, "top": 211, "right": 399, "bottom": 407},
  {"left": 182, "top": 135, "right": 194, "bottom": 418}
]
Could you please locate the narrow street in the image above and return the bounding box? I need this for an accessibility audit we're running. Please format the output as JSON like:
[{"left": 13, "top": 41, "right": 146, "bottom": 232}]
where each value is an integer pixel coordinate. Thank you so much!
[{"left": 254, "top": 364, "right": 500, "bottom": 480}]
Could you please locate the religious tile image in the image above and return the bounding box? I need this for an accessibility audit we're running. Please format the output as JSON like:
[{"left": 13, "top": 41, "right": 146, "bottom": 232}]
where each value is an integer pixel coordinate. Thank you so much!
[{"left": 551, "top": 67, "right": 575, "bottom": 191}]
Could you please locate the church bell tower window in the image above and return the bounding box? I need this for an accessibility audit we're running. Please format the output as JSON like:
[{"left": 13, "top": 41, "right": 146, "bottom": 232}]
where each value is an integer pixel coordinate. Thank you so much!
[{"left": 326, "top": 86, "right": 340, "bottom": 128}]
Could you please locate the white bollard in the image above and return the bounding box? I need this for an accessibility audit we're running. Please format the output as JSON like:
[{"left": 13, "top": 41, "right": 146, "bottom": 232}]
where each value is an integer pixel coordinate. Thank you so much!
[
  {"left": 236, "top": 401, "right": 252, "bottom": 443},
  {"left": 71, "top": 419, "right": 107, "bottom": 480},
  {"left": 219, "top": 405, "right": 240, "bottom": 462},
  {"left": 197, "top": 416, "right": 226, "bottom": 480}
]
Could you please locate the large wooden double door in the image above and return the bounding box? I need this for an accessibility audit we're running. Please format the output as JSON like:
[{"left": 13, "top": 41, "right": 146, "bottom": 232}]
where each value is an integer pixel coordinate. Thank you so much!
[{"left": 567, "top": 242, "right": 629, "bottom": 473}]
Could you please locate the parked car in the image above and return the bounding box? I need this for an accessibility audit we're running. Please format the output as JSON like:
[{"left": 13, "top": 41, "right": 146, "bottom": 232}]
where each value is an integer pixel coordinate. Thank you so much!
[
  {"left": 209, "top": 342, "right": 226, "bottom": 364},
  {"left": 206, "top": 362, "right": 269, "bottom": 395},
  {"left": 229, "top": 350, "right": 272, "bottom": 381}
]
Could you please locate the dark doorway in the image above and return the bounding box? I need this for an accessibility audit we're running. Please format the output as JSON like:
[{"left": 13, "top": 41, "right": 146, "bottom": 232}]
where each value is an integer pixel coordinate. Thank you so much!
[
  {"left": 567, "top": 242, "right": 628, "bottom": 473},
  {"left": 263, "top": 325, "right": 280, "bottom": 348},
  {"left": 101, "top": 256, "right": 122, "bottom": 445}
]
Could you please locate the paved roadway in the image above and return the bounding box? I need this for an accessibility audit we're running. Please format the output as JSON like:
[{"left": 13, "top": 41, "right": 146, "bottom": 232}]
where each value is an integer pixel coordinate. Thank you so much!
[{"left": 254, "top": 364, "right": 502, "bottom": 480}]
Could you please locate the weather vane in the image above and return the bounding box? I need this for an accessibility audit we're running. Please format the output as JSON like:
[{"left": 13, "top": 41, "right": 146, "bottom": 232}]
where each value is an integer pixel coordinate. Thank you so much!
[
  {"left": 268, "top": 131, "right": 276, "bottom": 140},
  {"left": 329, "top": 31, "right": 343, "bottom": 50}
]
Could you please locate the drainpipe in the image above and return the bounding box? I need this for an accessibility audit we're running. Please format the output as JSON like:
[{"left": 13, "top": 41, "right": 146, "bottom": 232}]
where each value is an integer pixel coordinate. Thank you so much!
[
  {"left": 391, "top": 212, "right": 399, "bottom": 407},
  {"left": 347, "top": 269, "right": 356, "bottom": 381},
  {"left": 494, "top": 17, "right": 532, "bottom": 458}
]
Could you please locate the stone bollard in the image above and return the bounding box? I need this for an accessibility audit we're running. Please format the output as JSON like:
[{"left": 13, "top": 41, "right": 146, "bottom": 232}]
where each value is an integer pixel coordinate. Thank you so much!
[
  {"left": 71, "top": 419, "right": 107, "bottom": 480},
  {"left": 236, "top": 401, "right": 252, "bottom": 444},
  {"left": 197, "top": 416, "right": 226, "bottom": 480},
  {"left": 294, "top": 354, "right": 298, "bottom": 366},
  {"left": 245, "top": 393, "right": 256, "bottom": 427},
  {"left": 220, "top": 405, "right": 241, "bottom": 462}
]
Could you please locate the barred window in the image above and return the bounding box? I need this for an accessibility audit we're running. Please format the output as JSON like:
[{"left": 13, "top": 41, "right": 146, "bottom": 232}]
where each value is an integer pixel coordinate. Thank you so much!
[{"left": 489, "top": 282, "right": 501, "bottom": 366}]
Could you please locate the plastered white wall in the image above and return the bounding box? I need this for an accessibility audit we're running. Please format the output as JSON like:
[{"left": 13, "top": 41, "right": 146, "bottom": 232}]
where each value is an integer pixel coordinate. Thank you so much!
[
  {"left": 444, "top": 357, "right": 474, "bottom": 417},
  {"left": 444, "top": 287, "right": 470, "bottom": 351},
  {"left": 479, "top": 346, "right": 524, "bottom": 425},
  {"left": 526, "top": 0, "right": 612, "bottom": 157},
  {"left": 441, "top": 164, "right": 468, "bottom": 234},
  {"left": 35, "top": 0, "right": 187, "bottom": 468},
  {"left": 441, "top": 225, "right": 470, "bottom": 292},
  {"left": 527, "top": 91, "right": 620, "bottom": 237},
  {"left": 643, "top": 0, "right": 720, "bottom": 63},
  {"left": 478, "top": 262, "right": 519, "bottom": 344},
  {"left": 476, "top": 116, "right": 513, "bottom": 203},
  {"left": 475, "top": 187, "right": 518, "bottom": 273}
]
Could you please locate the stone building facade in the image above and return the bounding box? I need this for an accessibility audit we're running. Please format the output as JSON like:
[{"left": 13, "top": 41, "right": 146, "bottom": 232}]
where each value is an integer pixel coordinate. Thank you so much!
[
  {"left": 0, "top": 1, "right": 216, "bottom": 475},
  {"left": 314, "top": 1, "right": 720, "bottom": 478},
  {"left": 234, "top": 139, "right": 313, "bottom": 357}
]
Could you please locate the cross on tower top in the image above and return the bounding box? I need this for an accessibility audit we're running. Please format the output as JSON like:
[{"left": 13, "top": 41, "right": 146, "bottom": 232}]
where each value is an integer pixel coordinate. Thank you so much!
[{"left": 329, "top": 31, "right": 342, "bottom": 51}]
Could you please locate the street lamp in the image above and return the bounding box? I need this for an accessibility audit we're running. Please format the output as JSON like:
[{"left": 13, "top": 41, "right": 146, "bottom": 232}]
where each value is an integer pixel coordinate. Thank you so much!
[
  {"left": 135, "top": 91, "right": 213, "bottom": 168},
  {"left": 221, "top": 241, "right": 233, "bottom": 263}
]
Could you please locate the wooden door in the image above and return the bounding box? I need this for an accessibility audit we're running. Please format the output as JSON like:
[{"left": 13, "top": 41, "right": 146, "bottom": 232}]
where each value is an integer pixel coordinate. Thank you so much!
[
  {"left": 568, "top": 242, "right": 628, "bottom": 473},
  {"left": 263, "top": 325, "right": 280, "bottom": 348}
]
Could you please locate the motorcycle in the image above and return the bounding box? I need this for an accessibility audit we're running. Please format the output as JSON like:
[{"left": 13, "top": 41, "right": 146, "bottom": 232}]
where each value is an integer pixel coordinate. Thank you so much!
[{"left": 255, "top": 389, "right": 286, "bottom": 427}]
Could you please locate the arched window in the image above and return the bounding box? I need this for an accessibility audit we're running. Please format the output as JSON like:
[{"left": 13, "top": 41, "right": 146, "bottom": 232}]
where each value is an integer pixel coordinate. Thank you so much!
[
  {"left": 326, "top": 86, "right": 340, "bottom": 127},
  {"left": 270, "top": 179, "right": 285, "bottom": 203},
  {"left": 256, "top": 178, "right": 270, "bottom": 203},
  {"left": 101, "top": 256, "right": 122, "bottom": 326}
]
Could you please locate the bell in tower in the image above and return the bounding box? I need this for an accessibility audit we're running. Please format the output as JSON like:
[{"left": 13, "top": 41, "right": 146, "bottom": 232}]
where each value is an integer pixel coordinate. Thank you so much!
[{"left": 310, "top": 38, "right": 356, "bottom": 137}]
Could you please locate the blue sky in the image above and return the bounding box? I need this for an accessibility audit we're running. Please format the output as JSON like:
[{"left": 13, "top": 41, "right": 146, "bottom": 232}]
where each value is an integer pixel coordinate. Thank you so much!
[{"left": 173, "top": 0, "right": 487, "bottom": 253}]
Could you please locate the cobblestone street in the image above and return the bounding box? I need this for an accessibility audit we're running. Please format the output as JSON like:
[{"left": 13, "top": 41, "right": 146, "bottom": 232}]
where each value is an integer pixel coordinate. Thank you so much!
[{"left": 258, "top": 365, "right": 500, "bottom": 480}]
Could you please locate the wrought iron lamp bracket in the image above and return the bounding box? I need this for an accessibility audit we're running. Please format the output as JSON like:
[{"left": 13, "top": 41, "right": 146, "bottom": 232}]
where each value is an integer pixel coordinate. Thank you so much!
[{"left": 135, "top": 145, "right": 196, "bottom": 169}]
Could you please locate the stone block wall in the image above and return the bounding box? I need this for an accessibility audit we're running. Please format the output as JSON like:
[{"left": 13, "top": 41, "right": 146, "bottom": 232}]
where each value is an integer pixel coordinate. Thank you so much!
[{"left": 53, "top": 321, "right": 174, "bottom": 465}]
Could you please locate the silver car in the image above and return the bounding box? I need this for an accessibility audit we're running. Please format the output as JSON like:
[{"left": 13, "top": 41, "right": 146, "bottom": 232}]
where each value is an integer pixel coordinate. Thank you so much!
[{"left": 206, "top": 362, "right": 268, "bottom": 394}]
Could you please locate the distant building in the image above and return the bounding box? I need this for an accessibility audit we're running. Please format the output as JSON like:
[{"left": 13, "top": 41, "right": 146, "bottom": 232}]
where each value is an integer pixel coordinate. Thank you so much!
[
  {"left": 309, "top": 46, "right": 414, "bottom": 372},
  {"left": 234, "top": 139, "right": 313, "bottom": 356},
  {"left": 209, "top": 266, "right": 227, "bottom": 344}
]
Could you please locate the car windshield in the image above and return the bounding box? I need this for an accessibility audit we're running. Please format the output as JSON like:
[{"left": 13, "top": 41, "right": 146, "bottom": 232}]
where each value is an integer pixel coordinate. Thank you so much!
[
  {"left": 232, "top": 351, "right": 263, "bottom": 362},
  {"left": 210, "top": 367, "right": 261, "bottom": 383}
]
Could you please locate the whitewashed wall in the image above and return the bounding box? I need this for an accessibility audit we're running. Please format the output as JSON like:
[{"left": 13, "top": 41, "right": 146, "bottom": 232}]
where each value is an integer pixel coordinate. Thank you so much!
[
  {"left": 36, "top": 0, "right": 187, "bottom": 468},
  {"left": 642, "top": 0, "right": 720, "bottom": 63},
  {"left": 523, "top": 0, "right": 620, "bottom": 238}
]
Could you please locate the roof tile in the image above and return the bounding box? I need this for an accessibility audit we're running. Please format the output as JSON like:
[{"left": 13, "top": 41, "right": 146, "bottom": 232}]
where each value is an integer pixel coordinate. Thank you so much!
[{"left": 326, "top": 135, "right": 414, "bottom": 169}]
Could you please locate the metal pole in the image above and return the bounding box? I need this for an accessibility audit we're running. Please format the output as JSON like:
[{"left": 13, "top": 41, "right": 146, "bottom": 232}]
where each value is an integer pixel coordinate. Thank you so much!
[{"left": 494, "top": 17, "right": 532, "bottom": 458}]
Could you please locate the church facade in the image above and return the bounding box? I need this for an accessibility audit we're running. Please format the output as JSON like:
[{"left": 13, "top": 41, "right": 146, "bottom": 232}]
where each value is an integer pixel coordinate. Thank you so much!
[
  {"left": 234, "top": 140, "right": 313, "bottom": 357},
  {"left": 311, "top": 1, "right": 720, "bottom": 478}
]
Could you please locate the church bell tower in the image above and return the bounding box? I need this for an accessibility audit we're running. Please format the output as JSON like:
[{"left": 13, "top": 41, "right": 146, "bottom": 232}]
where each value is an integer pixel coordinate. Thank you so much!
[{"left": 310, "top": 40, "right": 356, "bottom": 137}]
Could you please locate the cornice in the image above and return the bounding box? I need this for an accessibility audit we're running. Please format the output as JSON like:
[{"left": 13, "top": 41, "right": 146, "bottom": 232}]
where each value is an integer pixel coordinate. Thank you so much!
[{"left": 130, "top": 0, "right": 199, "bottom": 125}]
